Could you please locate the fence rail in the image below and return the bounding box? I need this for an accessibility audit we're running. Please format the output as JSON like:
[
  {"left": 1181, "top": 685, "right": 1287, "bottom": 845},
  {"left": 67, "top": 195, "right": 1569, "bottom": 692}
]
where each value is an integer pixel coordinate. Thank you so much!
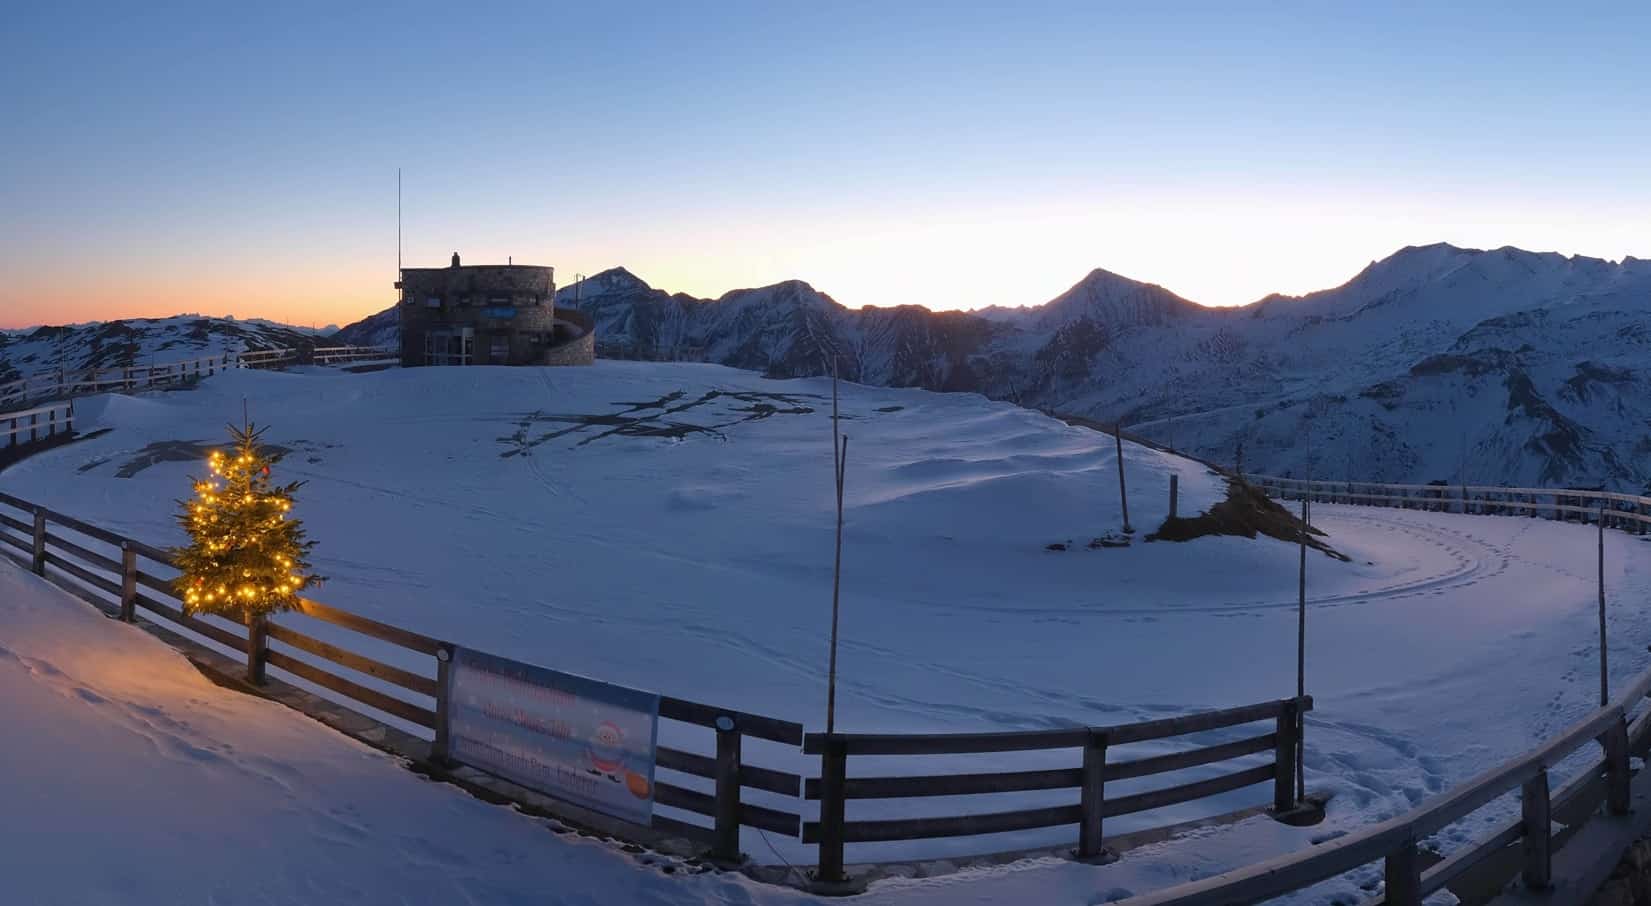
[
  {"left": 0, "top": 485, "right": 1308, "bottom": 876},
  {"left": 0, "top": 488, "right": 799, "bottom": 863},
  {"left": 801, "top": 696, "right": 1308, "bottom": 881},
  {"left": 1115, "top": 672, "right": 1651, "bottom": 906},
  {"left": 1102, "top": 476, "right": 1651, "bottom": 906},
  {"left": 2, "top": 401, "right": 74, "bottom": 450},
  {"left": 1250, "top": 474, "right": 1651, "bottom": 534},
  {"left": 312, "top": 345, "right": 398, "bottom": 366},
  {"left": 0, "top": 349, "right": 299, "bottom": 410}
]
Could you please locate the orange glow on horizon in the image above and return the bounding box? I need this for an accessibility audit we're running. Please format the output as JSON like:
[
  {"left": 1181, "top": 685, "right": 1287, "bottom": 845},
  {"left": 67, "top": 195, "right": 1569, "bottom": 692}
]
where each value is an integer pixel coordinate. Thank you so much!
[{"left": 0, "top": 271, "right": 393, "bottom": 332}]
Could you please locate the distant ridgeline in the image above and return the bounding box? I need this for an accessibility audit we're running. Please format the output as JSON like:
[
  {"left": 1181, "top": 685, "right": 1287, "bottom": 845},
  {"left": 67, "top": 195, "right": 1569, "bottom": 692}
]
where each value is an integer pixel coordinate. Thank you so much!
[
  {"left": 336, "top": 245, "right": 1651, "bottom": 491},
  {"left": 0, "top": 317, "right": 317, "bottom": 386}
]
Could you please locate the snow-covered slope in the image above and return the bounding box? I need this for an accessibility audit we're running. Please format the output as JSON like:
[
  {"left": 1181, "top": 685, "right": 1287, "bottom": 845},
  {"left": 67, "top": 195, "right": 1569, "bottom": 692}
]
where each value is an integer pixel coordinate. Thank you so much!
[
  {"left": 337, "top": 244, "right": 1651, "bottom": 489},
  {"left": 0, "top": 558, "right": 814, "bottom": 906},
  {"left": 329, "top": 306, "right": 398, "bottom": 347},
  {"left": 0, "top": 315, "right": 316, "bottom": 385},
  {"left": 4, "top": 364, "right": 1647, "bottom": 898}
]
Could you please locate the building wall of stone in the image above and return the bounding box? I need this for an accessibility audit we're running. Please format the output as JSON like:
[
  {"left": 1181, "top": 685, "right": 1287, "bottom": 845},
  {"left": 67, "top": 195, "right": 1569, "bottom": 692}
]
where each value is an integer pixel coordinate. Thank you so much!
[
  {"left": 397, "top": 264, "right": 595, "bottom": 367},
  {"left": 540, "top": 309, "right": 596, "bottom": 366}
]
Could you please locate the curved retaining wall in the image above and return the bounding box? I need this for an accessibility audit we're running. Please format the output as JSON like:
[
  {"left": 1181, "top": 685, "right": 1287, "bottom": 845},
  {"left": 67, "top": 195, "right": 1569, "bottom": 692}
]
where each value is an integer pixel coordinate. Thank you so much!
[{"left": 541, "top": 308, "right": 595, "bottom": 366}]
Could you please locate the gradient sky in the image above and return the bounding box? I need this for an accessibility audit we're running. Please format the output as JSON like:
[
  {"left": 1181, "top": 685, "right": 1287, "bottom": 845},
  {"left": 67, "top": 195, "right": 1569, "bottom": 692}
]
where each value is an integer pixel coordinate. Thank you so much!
[{"left": 3, "top": 1, "right": 1648, "bottom": 329}]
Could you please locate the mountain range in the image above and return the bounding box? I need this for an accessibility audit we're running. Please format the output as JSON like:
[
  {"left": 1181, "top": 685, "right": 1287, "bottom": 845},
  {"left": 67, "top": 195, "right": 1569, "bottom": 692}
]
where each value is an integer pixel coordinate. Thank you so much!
[
  {"left": 0, "top": 317, "right": 319, "bottom": 387},
  {"left": 347, "top": 243, "right": 1649, "bottom": 490},
  {"left": 8, "top": 244, "right": 1648, "bottom": 490}
]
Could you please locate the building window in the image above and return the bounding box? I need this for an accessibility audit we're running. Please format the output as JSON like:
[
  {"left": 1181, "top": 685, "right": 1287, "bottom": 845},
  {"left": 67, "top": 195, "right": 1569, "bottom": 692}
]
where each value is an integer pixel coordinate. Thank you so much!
[
  {"left": 490, "top": 336, "right": 509, "bottom": 363},
  {"left": 424, "top": 297, "right": 441, "bottom": 308}
]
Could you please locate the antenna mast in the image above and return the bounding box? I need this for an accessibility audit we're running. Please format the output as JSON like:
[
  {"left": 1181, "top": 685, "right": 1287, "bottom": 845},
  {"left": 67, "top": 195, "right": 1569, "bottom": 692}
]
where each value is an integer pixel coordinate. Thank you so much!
[{"left": 396, "top": 168, "right": 402, "bottom": 275}]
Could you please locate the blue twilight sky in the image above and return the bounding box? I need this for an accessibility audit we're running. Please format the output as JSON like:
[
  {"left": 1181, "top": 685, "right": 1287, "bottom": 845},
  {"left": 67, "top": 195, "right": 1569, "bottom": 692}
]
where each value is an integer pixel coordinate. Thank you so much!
[{"left": 2, "top": 1, "right": 1647, "bottom": 328}]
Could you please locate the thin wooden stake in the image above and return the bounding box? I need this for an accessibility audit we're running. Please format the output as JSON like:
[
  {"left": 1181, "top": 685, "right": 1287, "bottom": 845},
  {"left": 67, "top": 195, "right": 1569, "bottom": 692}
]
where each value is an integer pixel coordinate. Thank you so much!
[
  {"left": 1296, "top": 497, "right": 1307, "bottom": 802},
  {"left": 1114, "top": 422, "right": 1132, "bottom": 534},
  {"left": 1599, "top": 508, "right": 1608, "bottom": 707},
  {"left": 825, "top": 363, "right": 847, "bottom": 735}
]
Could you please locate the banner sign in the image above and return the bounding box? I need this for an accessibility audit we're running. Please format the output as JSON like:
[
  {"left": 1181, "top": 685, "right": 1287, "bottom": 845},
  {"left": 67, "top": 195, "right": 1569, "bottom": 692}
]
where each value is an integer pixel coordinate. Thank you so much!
[{"left": 448, "top": 647, "right": 659, "bottom": 825}]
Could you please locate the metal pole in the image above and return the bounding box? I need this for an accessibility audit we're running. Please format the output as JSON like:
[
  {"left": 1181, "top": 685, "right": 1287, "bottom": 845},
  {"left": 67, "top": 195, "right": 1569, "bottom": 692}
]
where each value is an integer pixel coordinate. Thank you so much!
[
  {"left": 1296, "top": 497, "right": 1308, "bottom": 802},
  {"left": 1599, "top": 508, "right": 1608, "bottom": 707}
]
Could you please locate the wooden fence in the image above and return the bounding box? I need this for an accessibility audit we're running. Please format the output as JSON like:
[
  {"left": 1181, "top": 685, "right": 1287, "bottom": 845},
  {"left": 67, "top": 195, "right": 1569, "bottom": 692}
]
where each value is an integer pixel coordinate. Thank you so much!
[
  {"left": 804, "top": 696, "right": 1309, "bottom": 883},
  {"left": 1115, "top": 662, "right": 1651, "bottom": 905},
  {"left": 1102, "top": 479, "right": 1651, "bottom": 905},
  {"left": 0, "top": 348, "right": 298, "bottom": 410},
  {"left": 0, "top": 486, "right": 1307, "bottom": 877},
  {"left": 0, "top": 489, "right": 798, "bottom": 863},
  {"left": 2, "top": 401, "right": 74, "bottom": 451},
  {"left": 1251, "top": 474, "right": 1651, "bottom": 535},
  {"left": 312, "top": 344, "right": 398, "bottom": 366}
]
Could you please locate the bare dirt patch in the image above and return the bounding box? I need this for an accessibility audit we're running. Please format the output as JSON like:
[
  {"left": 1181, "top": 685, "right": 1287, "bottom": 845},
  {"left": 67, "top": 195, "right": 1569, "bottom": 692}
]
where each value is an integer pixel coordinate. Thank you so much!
[
  {"left": 498, "top": 389, "right": 823, "bottom": 457},
  {"left": 1150, "top": 478, "right": 1350, "bottom": 561}
]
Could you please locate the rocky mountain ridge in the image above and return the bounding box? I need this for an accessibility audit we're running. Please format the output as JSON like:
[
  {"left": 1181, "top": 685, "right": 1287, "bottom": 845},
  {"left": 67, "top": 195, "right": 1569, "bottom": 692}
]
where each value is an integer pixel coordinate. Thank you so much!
[{"left": 20, "top": 243, "right": 1651, "bottom": 491}]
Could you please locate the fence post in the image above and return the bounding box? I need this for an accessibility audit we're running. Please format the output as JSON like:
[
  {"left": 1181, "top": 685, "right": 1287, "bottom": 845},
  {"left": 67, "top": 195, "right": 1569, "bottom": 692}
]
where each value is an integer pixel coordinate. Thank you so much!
[
  {"left": 432, "top": 644, "right": 454, "bottom": 763},
  {"left": 1078, "top": 730, "right": 1108, "bottom": 859},
  {"left": 816, "top": 735, "right": 848, "bottom": 884},
  {"left": 245, "top": 613, "right": 268, "bottom": 685},
  {"left": 1521, "top": 770, "right": 1551, "bottom": 890},
  {"left": 1385, "top": 837, "right": 1422, "bottom": 906},
  {"left": 1605, "top": 717, "right": 1631, "bottom": 816},
  {"left": 119, "top": 542, "right": 137, "bottom": 622},
  {"left": 1168, "top": 475, "right": 1179, "bottom": 520},
  {"left": 30, "top": 508, "right": 47, "bottom": 575},
  {"left": 1274, "top": 698, "right": 1300, "bottom": 812},
  {"left": 713, "top": 715, "right": 742, "bottom": 863}
]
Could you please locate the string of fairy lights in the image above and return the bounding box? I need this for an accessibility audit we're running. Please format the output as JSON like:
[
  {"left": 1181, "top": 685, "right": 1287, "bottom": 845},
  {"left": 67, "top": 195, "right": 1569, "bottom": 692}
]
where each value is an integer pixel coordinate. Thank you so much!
[{"left": 175, "top": 427, "right": 317, "bottom": 616}]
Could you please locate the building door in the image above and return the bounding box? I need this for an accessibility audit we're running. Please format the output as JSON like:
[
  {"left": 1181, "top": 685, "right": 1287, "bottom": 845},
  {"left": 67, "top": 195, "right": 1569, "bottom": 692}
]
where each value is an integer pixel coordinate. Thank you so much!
[
  {"left": 425, "top": 328, "right": 474, "bottom": 365},
  {"left": 490, "top": 335, "right": 509, "bottom": 364}
]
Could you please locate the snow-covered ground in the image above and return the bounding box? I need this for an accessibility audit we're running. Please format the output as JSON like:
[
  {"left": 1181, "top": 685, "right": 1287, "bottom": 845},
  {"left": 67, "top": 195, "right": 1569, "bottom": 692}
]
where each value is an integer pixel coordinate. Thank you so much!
[
  {"left": 3, "top": 362, "right": 1648, "bottom": 903},
  {"left": 0, "top": 559, "right": 812, "bottom": 906}
]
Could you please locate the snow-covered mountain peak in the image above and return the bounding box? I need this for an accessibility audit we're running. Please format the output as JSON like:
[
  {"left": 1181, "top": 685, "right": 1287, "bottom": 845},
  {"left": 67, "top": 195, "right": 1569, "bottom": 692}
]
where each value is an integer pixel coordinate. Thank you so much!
[
  {"left": 563, "top": 266, "right": 653, "bottom": 301},
  {"left": 1028, "top": 266, "right": 1201, "bottom": 331}
]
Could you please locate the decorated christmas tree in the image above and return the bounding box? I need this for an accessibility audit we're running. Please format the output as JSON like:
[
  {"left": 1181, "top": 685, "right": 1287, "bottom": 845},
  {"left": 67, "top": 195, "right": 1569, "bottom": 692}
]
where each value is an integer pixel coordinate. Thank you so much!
[{"left": 173, "top": 422, "right": 319, "bottom": 620}]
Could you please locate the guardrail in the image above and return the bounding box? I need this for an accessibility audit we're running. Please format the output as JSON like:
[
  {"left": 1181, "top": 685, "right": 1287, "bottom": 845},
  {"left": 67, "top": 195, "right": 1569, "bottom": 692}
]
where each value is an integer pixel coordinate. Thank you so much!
[
  {"left": 804, "top": 696, "right": 1310, "bottom": 883},
  {"left": 0, "top": 348, "right": 298, "bottom": 409},
  {"left": 2, "top": 401, "right": 74, "bottom": 451},
  {"left": 1251, "top": 474, "right": 1651, "bottom": 535},
  {"left": 312, "top": 345, "right": 398, "bottom": 366}
]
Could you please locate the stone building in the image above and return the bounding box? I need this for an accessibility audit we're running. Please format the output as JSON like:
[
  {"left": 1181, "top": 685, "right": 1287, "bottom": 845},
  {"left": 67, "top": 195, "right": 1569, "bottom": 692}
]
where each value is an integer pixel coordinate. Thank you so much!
[{"left": 396, "top": 253, "right": 595, "bottom": 367}]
